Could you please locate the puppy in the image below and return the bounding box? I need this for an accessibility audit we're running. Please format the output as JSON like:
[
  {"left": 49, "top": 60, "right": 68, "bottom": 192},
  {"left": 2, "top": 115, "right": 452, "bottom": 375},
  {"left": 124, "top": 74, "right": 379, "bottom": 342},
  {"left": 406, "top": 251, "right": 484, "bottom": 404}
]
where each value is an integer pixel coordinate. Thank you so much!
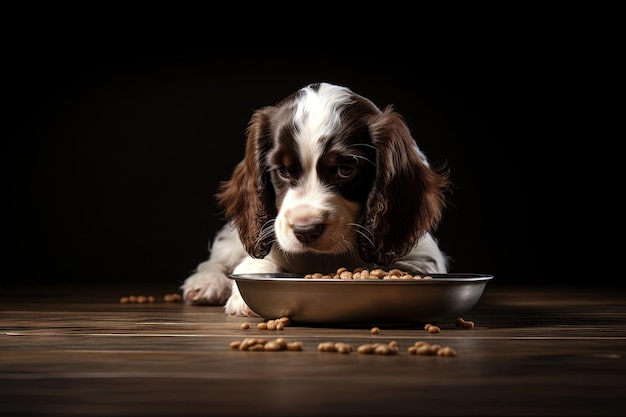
[{"left": 181, "top": 82, "right": 450, "bottom": 317}]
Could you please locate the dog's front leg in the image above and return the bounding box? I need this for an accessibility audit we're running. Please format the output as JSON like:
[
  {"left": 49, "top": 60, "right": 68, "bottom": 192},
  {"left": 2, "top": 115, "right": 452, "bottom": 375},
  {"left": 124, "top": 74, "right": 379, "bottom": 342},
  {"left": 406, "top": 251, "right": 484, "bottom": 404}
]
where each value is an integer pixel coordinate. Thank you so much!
[
  {"left": 180, "top": 223, "right": 248, "bottom": 305},
  {"left": 225, "top": 257, "right": 283, "bottom": 317}
]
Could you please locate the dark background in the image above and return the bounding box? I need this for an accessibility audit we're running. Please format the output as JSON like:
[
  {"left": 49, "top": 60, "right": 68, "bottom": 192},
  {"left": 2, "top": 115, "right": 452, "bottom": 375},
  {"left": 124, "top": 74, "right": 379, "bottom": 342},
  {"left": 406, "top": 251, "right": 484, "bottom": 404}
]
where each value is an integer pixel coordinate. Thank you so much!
[{"left": 3, "top": 18, "right": 617, "bottom": 289}]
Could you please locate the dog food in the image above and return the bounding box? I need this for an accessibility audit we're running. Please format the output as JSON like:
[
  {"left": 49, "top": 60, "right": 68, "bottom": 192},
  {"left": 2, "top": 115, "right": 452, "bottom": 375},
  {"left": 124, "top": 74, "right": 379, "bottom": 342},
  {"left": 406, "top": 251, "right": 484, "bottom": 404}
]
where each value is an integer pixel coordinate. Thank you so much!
[
  {"left": 407, "top": 341, "right": 457, "bottom": 357},
  {"left": 119, "top": 295, "right": 156, "bottom": 304},
  {"left": 230, "top": 337, "right": 304, "bottom": 351},
  {"left": 304, "top": 267, "right": 432, "bottom": 280},
  {"left": 424, "top": 324, "right": 441, "bottom": 333},
  {"left": 119, "top": 292, "right": 182, "bottom": 303},
  {"left": 317, "top": 341, "right": 354, "bottom": 354},
  {"left": 317, "top": 340, "right": 400, "bottom": 355},
  {"left": 163, "top": 293, "right": 182, "bottom": 302},
  {"left": 230, "top": 337, "right": 457, "bottom": 357},
  {"left": 357, "top": 341, "right": 400, "bottom": 355},
  {"left": 255, "top": 316, "right": 291, "bottom": 330},
  {"left": 454, "top": 317, "right": 475, "bottom": 329}
]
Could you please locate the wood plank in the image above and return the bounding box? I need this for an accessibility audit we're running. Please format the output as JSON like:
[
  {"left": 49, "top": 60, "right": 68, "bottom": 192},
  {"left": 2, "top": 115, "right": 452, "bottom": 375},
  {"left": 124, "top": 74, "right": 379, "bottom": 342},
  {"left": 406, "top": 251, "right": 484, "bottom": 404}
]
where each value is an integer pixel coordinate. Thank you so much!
[{"left": 1, "top": 284, "right": 625, "bottom": 416}]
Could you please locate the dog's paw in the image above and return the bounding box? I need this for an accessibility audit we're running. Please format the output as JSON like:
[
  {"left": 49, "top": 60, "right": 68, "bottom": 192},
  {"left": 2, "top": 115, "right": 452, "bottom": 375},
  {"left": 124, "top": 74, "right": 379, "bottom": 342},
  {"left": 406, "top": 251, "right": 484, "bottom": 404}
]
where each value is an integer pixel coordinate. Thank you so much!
[
  {"left": 180, "top": 270, "right": 232, "bottom": 306},
  {"left": 224, "top": 289, "right": 260, "bottom": 317}
]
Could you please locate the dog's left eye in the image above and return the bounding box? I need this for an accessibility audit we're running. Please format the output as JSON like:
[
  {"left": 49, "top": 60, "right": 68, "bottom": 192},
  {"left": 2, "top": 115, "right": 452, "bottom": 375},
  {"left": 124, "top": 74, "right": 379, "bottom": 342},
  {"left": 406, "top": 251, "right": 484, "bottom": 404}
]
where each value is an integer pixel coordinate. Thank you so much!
[{"left": 337, "top": 164, "right": 356, "bottom": 179}]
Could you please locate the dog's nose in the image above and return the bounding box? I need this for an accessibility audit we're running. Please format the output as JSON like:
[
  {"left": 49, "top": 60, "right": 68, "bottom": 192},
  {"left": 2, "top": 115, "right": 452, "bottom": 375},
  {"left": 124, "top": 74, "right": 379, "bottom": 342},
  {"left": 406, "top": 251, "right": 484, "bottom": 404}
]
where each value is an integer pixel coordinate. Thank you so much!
[{"left": 293, "top": 223, "right": 325, "bottom": 244}]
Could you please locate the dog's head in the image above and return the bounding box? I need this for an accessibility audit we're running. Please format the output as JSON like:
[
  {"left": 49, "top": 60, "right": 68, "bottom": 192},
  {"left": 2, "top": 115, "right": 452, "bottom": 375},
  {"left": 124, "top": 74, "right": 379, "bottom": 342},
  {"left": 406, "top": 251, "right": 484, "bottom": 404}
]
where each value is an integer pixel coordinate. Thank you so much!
[{"left": 216, "top": 83, "right": 449, "bottom": 265}]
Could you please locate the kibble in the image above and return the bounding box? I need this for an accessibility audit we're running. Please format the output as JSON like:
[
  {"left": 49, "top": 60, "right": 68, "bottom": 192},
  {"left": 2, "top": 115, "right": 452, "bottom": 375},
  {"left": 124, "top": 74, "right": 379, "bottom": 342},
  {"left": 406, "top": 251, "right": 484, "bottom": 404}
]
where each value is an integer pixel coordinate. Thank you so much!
[
  {"left": 255, "top": 317, "right": 291, "bottom": 331},
  {"left": 428, "top": 325, "right": 441, "bottom": 333},
  {"left": 304, "top": 267, "right": 433, "bottom": 280},
  {"left": 374, "top": 344, "right": 395, "bottom": 355},
  {"left": 230, "top": 337, "right": 303, "bottom": 352},
  {"left": 357, "top": 344, "right": 376, "bottom": 354},
  {"left": 437, "top": 346, "right": 457, "bottom": 357},
  {"left": 370, "top": 326, "right": 380, "bottom": 334},
  {"left": 119, "top": 294, "right": 157, "bottom": 304},
  {"left": 424, "top": 324, "right": 441, "bottom": 333},
  {"left": 408, "top": 341, "right": 457, "bottom": 357},
  {"left": 357, "top": 341, "right": 399, "bottom": 355},
  {"left": 286, "top": 341, "right": 304, "bottom": 351},
  {"left": 163, "top": 293, "right": 182, "bottom": 302},
  {"left": 335, "top": 342, "right": 354, "bottom": 354},
  {"left": 317, "top": 341, "right": 338, "bottom": 352},
  {"left": 248, "top": 343, "right": 265, "bottom": 351},
  {"left": 232, "top": 336, "right": 457, "bottom": 357},
  {"left": 454, "top": 317, "right": 475, "bottom": 329},
  {"left": 263, "top": 340, "right": 283, "bottom": 351}
]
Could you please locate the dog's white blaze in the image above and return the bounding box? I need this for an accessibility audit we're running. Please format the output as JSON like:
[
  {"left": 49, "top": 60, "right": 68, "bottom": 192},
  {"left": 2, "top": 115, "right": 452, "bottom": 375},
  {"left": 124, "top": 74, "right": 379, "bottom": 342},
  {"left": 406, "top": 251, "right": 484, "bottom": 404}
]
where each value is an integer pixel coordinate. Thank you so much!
[
  {"left": 274, "top": 83, "right": 360, "bottom": 253},
  {"left": 293, "top": 84, "right": 354, "bottom": 170},
  {"left": 288, "top": 83, "right": 356, "bottom": 210}
]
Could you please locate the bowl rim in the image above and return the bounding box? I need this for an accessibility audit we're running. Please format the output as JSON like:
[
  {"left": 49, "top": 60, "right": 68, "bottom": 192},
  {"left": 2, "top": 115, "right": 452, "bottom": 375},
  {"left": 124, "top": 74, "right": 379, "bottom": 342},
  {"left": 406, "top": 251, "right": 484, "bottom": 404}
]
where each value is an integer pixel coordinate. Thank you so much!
[{"left": 228, "top": 272, "right": 494, "bottom": 283}]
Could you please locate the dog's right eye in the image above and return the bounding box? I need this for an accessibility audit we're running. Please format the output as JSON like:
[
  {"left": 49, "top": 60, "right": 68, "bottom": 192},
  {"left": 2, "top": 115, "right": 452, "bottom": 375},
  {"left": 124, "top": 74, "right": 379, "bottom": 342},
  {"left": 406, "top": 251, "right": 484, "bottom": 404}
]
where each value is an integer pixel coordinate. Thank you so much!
[{"left": 276, "top": 166, "right": 291, "bottom": 180}]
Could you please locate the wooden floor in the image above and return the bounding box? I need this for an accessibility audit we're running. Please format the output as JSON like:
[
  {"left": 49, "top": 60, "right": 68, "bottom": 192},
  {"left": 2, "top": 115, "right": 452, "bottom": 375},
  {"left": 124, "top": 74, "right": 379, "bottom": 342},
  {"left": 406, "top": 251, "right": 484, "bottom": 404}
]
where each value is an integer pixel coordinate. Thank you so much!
[{"left": 1, "top": 282, "right": 625, "bottom": 416}]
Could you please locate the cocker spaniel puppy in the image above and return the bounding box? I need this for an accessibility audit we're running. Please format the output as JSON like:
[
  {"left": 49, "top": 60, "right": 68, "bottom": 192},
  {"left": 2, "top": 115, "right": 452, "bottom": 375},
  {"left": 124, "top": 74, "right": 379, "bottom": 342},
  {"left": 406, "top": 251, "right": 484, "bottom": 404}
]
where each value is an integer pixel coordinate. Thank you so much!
[{"left": 181, "top": 82, "right": 450, "bottom": 317}]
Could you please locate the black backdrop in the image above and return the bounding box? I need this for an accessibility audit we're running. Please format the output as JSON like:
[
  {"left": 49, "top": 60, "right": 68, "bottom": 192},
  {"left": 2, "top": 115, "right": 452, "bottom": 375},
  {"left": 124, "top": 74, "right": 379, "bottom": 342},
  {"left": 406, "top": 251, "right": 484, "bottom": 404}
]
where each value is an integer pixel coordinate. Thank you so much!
[{"left": 3, "top": 31, "right": 615, "bottom": 288}]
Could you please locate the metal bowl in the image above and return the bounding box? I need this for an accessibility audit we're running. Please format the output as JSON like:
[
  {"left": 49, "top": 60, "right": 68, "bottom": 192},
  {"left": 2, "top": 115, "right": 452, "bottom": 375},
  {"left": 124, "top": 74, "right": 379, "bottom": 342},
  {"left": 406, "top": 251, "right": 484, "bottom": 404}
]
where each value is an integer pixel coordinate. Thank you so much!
[{"left": 228, "top": 273, "right": 493, "bottom": 326}]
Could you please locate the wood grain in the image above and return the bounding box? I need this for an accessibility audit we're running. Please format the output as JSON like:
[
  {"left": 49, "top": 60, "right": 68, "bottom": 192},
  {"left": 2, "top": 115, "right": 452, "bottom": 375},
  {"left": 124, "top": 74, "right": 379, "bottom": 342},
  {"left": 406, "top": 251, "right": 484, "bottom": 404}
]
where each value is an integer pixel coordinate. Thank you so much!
[{"left": 1, "top": 283, "right": 625, "bottom": 416}]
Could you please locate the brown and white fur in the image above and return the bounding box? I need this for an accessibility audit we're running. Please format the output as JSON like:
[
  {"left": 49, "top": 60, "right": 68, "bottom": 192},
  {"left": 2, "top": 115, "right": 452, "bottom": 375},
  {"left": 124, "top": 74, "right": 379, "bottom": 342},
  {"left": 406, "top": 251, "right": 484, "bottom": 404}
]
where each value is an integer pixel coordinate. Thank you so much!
[{"left": 181, "top": 82, "right": 450, "bottom": 317}]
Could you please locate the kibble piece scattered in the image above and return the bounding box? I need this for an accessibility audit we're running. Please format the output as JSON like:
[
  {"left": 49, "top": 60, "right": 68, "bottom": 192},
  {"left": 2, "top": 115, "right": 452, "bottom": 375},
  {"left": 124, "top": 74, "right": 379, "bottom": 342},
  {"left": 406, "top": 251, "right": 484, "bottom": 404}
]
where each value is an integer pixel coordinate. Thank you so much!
[
  {"left": 454, "top": 317, "right": 475, "bottom": 329},
  {"left": 462, "top": 320, "right": 475, "bottom": 329},
  {"left": 163, "top": 293, "right": 182, "bottom": 302},
  {"left": 424, "top": 323, "right": 441, "bottom": 333},
  {"left": 240, "top": 322, "right": 250, "bottom": 330},
  {"left": 248, "top": 343, "right": 265, "bottom": 351},
  {"left": 237, "top": 338, "right": 268, "bottom": 351},
  {"left": 357, "top": 344, "right": 376, "bottom": 354},
  {"left": 408, "top": 341, "right": 457, "bottom": 357},
  {"left": 370, "top": 326, "right": 380, "bottom": 334},
  {"left": 286, "top": 341, "right": 304, "bottom": 351},
  {"left": 254, "top": 317, "right": 291, "bottom": 331},
  {"left": 357, "top": 342, "right": 399, "bottom": 355},
  {"left": 277, "top": 316, "right": 291, "bottom": 326},
  {"left": 317, "top": 341, "right": 337, "bottom": 352},
  {"left": 120, "top": 294, "right": 157, "bottom": 304},
  {"left": 374, "top": 344, "right": 394, "bottom": 355},
  {"left": 427, "top": 325, "right": 441, "bottom": 333},
  {"left": 417, "top": 344, "right": 435, "bottom": 355},
  {"left": 334, "top": 342, "right": 354, "bottom": 354},
  {"left": 274, "top": 338, "right": 287, "bottom": 350},
  {"left": 437, "top": 346, "right": 457, "bottom": 357},
  {"left": 263, "top": 341, "right": 283, "bottom": 351}
]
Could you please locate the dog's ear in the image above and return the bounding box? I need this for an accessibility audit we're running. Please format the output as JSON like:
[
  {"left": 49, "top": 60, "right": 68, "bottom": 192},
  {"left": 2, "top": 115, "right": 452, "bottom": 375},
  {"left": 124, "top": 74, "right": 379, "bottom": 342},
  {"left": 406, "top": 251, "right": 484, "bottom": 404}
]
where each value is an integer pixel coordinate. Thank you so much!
[
  {"left": 216, "top": 107, "right": 277, "bottom": 258},
  {"left": 358, "top": 107, "right": 450, "bottom": 265}
]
